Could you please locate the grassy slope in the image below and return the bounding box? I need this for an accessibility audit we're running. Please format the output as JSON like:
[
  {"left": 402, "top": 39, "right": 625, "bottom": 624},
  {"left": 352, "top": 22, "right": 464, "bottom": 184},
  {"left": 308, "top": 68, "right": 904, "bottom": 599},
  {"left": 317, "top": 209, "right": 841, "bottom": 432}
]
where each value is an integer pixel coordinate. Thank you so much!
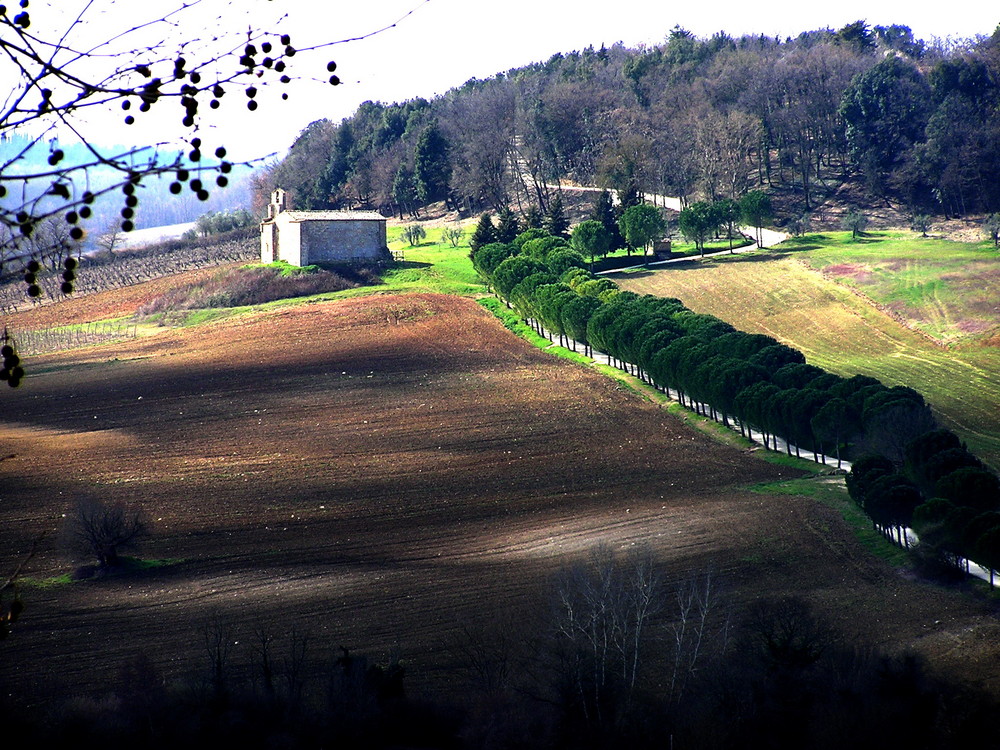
[
  {"left": 616, "top": 232, "right": 1000, "bottom": 470},
  {"left": 378, "top": 225, "right": 484, "bottom": 297},
  {"left": 787, "top": 231, "right": 1000, "bottom": 343}
]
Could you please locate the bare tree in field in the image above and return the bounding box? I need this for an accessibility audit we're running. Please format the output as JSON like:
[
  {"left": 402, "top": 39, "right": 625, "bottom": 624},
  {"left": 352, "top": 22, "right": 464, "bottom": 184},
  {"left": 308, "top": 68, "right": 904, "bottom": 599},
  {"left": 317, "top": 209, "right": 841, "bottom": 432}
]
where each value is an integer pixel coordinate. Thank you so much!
[
  {"left": 202, "top": 610, "right": 237, "bottom": 702},
  {"left": 666, "top": 569, "right": 729, "bottom": 704},
  {"left": 96, "top": 220, "right": 126, "bottom": 258},
  {"left": 550, "top": 544, "right": 662, "bottom": 726},
  {"left": 65, "top": 498, "right": 147, "bottom": 569}
]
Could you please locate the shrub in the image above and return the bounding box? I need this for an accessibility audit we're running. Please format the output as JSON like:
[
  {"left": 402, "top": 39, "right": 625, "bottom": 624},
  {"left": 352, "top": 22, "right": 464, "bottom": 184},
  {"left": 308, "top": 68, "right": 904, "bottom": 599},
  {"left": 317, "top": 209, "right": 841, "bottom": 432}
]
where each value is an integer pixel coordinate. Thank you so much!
[
  {"left": 441, "top": 225, "right": 465, "bottom": 247},
  {"left": 402, "top": 225, "right": 427, "bottom": 247},
  {"left": 136, "top": 265, "right": 369, "bottom": 315}
]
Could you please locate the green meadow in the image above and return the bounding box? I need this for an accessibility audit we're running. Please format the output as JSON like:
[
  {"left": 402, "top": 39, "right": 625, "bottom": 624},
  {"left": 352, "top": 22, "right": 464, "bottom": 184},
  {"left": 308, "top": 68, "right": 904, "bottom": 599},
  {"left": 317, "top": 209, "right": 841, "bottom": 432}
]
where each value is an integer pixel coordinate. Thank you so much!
[{"left": 617, "top": 231, "right": 1000, "bottom": 470}]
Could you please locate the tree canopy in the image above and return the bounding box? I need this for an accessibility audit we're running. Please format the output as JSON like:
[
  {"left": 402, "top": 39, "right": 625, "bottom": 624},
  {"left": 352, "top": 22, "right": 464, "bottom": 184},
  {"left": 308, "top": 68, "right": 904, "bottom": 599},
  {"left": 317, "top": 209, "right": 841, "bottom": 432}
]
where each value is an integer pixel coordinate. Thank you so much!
[
  {"left": 618, "top": 203, "right": 666, "bottom": 256},
  {"left": 678, "top": 202, "right": 719, "bottom": 256},
  {"left": 256, "top": 22, "right": 1000, "bottom": 230}
]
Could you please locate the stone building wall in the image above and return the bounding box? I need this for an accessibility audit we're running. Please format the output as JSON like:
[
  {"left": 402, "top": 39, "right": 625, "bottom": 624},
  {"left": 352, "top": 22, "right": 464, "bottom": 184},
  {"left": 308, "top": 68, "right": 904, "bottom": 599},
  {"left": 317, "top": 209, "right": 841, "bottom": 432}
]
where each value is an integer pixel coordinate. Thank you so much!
[
  {"left": 259, "top": 189, "right": 388, "bottom": 267},
  {"left": 260, "top": 216, "right": 302, "bottom": 265},
  {"left": 300, "top": 220, "right": 386, "bottom": 264}
]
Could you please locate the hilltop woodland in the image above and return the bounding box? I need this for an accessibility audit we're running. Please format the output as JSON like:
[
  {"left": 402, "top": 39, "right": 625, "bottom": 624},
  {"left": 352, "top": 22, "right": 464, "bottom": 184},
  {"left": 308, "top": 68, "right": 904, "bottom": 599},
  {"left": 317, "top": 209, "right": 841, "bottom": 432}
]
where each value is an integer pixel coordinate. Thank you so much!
[
  {"left": 257, "top": 22, "right": 1000, "bottom": 226},
  {"left": 2, "top": 221, "right": 1000, "bottom": 749}
]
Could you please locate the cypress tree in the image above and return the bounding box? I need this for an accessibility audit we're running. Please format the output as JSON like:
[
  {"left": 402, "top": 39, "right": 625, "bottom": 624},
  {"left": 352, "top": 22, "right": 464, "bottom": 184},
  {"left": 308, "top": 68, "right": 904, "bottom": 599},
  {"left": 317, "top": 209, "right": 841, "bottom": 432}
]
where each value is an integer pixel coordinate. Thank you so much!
[
  {"left": 391, "top": 164, "right": 418, "bottom": 220},
  {"left": 523, "top": 204, "right": 543, "bottom": 229},
  {"left": 616, "top": 181, "right": 641, "bottom": 214},
  {"left": 592, "top": 189, "right": 624, "bottom": 250},
  {"left": 413, "top": 122, "right": 452, "bottom": 206}
]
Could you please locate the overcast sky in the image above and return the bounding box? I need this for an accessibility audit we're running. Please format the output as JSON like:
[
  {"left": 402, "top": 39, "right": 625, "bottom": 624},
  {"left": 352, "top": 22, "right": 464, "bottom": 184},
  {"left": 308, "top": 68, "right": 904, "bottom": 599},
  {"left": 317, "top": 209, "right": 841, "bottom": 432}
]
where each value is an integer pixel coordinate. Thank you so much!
[{"left": 34, "top": 1, "right": 1000, "bottom": 162}]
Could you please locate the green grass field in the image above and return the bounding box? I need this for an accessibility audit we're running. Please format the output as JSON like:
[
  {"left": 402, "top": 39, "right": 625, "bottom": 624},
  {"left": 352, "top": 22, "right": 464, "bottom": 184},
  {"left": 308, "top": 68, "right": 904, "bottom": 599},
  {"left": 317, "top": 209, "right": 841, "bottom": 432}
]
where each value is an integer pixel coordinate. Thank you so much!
[
  {"left": 253, "top": 225, "right": 484, "bottom": 302},
  {"left": 378, "top": 225, "right": 484, "bottom": 297},
  {"left": 616, "top": 232, "right": 1000, "bottom": 470},
  {"left": 783, "top": 231, "right": 999, "bottom": 344}
]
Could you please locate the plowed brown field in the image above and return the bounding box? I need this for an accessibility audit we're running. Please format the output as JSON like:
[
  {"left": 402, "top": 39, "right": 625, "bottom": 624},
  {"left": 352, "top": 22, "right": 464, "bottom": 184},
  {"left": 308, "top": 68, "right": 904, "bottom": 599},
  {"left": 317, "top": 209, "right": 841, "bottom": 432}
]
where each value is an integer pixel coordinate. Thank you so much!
[{"left": 2, "top": 288, "right": 999, "bottom": 708}]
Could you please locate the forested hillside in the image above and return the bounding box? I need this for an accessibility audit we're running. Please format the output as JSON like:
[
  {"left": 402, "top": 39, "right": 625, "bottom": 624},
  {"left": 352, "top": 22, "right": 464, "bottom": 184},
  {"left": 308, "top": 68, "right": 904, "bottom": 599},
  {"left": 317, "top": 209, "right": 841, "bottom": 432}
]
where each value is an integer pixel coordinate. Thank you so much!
[{"left": 256, "top": 22, "right": 1000, "bottom": 224}]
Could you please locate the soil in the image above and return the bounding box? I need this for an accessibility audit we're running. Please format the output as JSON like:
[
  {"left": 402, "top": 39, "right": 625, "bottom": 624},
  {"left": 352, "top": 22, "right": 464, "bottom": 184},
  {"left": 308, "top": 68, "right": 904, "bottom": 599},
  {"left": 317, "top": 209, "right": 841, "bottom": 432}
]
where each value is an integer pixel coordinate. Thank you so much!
[
  {"left": 5, "top": 264, "right": 243, "bottom": 330},
  {"left": 2, "top": 285, "right": 999, "bottom": 710}
]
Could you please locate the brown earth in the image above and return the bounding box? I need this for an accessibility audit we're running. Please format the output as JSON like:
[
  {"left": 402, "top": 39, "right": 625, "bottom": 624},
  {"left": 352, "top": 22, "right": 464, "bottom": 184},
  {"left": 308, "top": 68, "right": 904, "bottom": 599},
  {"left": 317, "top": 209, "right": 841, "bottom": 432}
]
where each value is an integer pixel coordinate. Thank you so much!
[{"left": 2, "top": 287, "right": 1000, "bottom": 710}]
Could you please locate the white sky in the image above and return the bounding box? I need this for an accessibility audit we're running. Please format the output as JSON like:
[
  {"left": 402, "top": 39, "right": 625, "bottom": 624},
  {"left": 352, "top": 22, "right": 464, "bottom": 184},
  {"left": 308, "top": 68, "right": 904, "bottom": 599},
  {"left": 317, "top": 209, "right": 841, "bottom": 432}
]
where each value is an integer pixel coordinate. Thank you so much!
[{"left": 22, "top": 1, "right": 1000, "bottom": 162}]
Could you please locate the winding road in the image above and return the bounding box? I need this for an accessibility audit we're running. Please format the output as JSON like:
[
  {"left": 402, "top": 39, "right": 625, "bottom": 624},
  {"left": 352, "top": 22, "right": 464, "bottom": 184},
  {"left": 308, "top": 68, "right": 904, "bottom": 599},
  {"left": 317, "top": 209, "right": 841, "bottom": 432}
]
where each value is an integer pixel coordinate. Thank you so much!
[{"left": 553, "top": 184, "right": 790, "bottom": 273}]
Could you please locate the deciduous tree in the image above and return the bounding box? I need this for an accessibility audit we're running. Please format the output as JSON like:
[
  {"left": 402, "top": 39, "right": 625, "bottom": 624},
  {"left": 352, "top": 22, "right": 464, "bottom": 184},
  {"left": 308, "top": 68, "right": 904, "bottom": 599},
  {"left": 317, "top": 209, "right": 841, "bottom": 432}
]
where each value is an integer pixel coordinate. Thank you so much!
[
  {"left": 65, "top": 498, "right": 147, "bottom": 570},
  {"left": 738, "top": 191, "right": 772, "bottom": 248},
  {"left": 618, "top": 203, "right": 665, "bottom": 258},
  {"left": 442, "top": 224, "right": 465, "bottom": 247},
  {"left": 571, "top": 220, "right": 611, "bottom": 271},
  {"left": 839, "top": 54, "right": 932, "bottom": 194},
  {"left": 714, "top": 198, "right": 742, "bottom": 251},
  {"left": 984, "top": 213, "right": 1000, "bottom": 248},
  {"left": 678, "top": 202, "right": 718, "bottom": 256},
  {"left": 402, "top": 225, "right": 426, "bottom": 247},
  {"left": 841, "top": 210, "right": 869, "bottom": 239}
]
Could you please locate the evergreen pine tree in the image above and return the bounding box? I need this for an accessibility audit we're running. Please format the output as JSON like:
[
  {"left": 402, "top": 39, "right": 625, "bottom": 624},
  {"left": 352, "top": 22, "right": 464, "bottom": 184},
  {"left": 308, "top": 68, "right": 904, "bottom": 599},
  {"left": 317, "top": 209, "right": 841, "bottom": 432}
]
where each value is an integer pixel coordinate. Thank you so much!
[
  {"left": 523, "top": 205, "right": 543, "bottom": 229},
  {"left": 392, "top": 165, "right": 418, "bottom": 220},
  {"left": 616, "top": 181, "right": 641, "bottom": 214},
  {"left": 592, "top": 189, "right": 624, "bottom": 251},
  {"left": 495, "top": 206, "right": 522, "bottom": 243},
  {"left": 543, "top": 194, "right": 570, "bottom": 238},
  {"left": 470, "top": 212, "right": 496, "bottom": 251},
  {"left": 413, "top": 122, "right": 452, "bottom": 207},
  {"left": 310, "top": 124, "right": 354, "bottom": 209}
]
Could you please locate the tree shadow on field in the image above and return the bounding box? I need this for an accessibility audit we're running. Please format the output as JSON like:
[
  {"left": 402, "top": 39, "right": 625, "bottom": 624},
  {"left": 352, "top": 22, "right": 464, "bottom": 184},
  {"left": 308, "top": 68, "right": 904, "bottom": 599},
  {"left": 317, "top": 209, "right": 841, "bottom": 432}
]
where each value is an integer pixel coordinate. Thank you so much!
[
  {"left": 392, "top": 260, "right": 432, "bottom": 270},
  {"left": 70, "top": 556, "right": 185, "bottom": 582}
]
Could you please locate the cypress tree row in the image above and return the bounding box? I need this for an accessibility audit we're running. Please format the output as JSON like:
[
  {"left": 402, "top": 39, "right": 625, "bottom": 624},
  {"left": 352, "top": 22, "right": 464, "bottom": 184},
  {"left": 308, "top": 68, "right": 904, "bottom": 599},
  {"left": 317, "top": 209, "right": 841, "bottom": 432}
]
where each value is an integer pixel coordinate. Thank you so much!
[{"left": 471, "top": 228, "right": 1000, "bottom": 581}]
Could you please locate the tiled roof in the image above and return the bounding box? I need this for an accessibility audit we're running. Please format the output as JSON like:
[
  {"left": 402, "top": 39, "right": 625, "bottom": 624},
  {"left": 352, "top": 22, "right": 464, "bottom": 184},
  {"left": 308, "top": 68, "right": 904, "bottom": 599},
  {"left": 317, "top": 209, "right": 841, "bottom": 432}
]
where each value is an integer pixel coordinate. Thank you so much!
[{"left": 280, "top": 210, "right": 386, "bottom": 222}]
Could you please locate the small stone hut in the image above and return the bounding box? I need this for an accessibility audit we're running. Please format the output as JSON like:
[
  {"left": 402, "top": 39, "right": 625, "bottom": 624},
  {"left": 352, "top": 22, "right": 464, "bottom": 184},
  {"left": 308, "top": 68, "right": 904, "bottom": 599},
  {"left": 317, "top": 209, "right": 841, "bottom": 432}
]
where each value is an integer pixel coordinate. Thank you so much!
[{"left": 260, "top": 188, "right": 389, "bottom": 266}]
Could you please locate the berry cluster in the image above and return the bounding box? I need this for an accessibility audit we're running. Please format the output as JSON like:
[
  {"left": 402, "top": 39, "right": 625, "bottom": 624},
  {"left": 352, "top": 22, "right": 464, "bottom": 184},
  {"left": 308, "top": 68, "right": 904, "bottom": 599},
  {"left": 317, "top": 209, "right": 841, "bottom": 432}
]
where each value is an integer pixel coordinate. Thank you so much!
[
  {"left": 61, "top": 256, "right": 77, "bottom": 294},
  {"left": 0, "top": 0, "right": 32, "bottom": 29},
  {"left": 21, "top": 259, "right": 41, "bottom": 298},
  {"left": 2, "top": 4, "right": 342, "bottom": 310},
  {"left": 1, "top": 335, "right": 24, "bottom": 388}
]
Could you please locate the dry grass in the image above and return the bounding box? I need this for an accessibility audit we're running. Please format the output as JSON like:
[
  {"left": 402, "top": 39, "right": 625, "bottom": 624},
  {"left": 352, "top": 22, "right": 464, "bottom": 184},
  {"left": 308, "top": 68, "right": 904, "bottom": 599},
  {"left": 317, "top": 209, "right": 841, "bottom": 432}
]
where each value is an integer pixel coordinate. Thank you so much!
[{"left": 616, "top": 253, "right": 1000, "bottom": 470}]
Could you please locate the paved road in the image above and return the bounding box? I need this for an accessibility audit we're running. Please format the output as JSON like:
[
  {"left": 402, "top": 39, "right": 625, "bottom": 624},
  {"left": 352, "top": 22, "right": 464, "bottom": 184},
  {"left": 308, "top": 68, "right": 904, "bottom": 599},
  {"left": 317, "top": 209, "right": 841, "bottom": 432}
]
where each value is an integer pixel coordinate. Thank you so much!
[{"left": 554, "top": 184, "right": 790, "bottom": 273}]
